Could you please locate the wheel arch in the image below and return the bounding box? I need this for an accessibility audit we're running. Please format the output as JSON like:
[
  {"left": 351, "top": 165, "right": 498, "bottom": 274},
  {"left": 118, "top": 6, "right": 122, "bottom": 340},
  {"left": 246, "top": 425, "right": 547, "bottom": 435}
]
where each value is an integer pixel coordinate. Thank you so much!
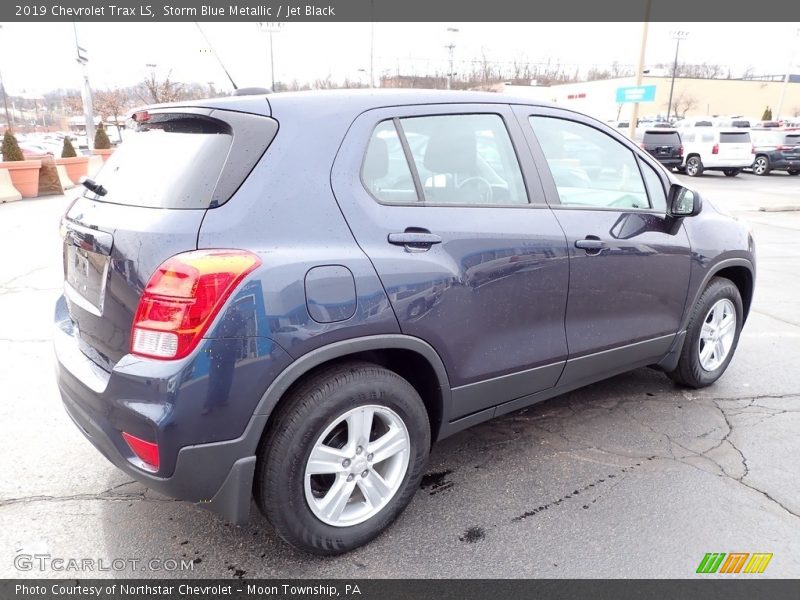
[
  {"left": 681, "top": 258, "right": 755, "bottom": 331},
  {"left": 249, "top": 335, "right": 452, "bottom": 451}
]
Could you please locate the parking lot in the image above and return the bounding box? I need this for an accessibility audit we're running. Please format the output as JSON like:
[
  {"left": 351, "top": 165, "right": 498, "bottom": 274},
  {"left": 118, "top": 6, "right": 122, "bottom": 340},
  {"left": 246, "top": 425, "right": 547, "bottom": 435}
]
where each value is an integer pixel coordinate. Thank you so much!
[{"left": 1, "top": 171, "right": 798, "bottom": 578}]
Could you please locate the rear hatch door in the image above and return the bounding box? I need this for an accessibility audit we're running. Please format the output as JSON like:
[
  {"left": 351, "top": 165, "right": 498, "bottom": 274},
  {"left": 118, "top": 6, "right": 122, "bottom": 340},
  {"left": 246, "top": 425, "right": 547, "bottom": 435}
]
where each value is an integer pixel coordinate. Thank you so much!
[
  {"left": 642, "top": 130, "right": 681, "bottom": 159},
  {"left": 718, "top": 131, "right": 752, "bottom": 160},
  {"left": 61, "top": 108, "right": 277, "bottom": 370}
]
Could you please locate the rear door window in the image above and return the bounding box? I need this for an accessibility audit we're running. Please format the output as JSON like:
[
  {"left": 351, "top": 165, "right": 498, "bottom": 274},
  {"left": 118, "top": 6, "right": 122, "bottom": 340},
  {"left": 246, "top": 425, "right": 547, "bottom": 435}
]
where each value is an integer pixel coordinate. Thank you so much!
[
  {"left": 643, "top": 131, "right": 680, "bottom": 145},
  {"left": 720, "top": 132, "right": 751, "bottom": 144},
  {"left": 784, "top": 134, "right": 800, "bottom": 146},
  {"left": 363, "top": 114, "right": 529, "bottom": 206}
]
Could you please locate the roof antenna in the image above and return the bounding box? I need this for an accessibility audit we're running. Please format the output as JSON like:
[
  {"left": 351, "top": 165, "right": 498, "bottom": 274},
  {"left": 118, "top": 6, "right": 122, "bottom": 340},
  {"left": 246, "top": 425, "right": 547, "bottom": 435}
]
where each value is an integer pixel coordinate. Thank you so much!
[{"left": 194, "top": 22, "right": 238, "bottom": 90}]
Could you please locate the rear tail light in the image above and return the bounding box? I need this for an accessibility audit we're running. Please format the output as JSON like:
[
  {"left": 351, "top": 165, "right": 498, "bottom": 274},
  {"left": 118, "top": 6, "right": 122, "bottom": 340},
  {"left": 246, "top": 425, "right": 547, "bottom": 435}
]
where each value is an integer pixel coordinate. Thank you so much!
[
  {"left": 678, "top": 145, "right": 684, "bottom": 157},
  {"left": 122, "top": 432, "right": 159, "bottom": 471},
  {"left": 752, "top": 144, "right": 755, "bottom": 154},
  {"left": 131, "top": 249, "right": 261, "bottom": 360},
  {"left": 712, "top": 144, "right": 719, "bottom": 155}
]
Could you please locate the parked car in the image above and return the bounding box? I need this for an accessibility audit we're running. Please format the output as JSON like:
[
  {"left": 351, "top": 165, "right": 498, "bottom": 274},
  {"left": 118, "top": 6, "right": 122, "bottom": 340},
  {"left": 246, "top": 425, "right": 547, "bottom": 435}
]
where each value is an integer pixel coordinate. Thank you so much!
[
  {"left": 633, "top": 128, "right": 683, "bottom": 170},
  {"left": 674, "top": 116, "right": 715, "bottom": 129},
  {"left": 713, "top": 116, "right": 751, "bottom": 128},
  {"left": 749, "top": 128, "right": 800, "bottom": 175},
  {"left": 55, "top": 90, "right": 755, "bottom": 555},
  {"left": 679, "top": 128, "right": 754, "bottom": 177}
]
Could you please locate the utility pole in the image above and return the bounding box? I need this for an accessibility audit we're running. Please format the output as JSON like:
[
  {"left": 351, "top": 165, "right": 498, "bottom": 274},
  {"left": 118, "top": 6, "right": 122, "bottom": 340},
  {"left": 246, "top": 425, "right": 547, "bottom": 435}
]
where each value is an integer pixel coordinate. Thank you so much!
[
  {"left": 73, "top": 23, "right": 95, "bottom": 151},
  {"left": 628, "top": 0, "right": 652, "bottom": 140},
  {"left": 0, "top": 25, "right": 12, "bottom": 130},
  {"left": 776, "top": 27, "right": 800, "bottom": 122},
  {"left": 257, "top": 22, "right": 282, "bottom": 91},
  {"left": 666, "top": 30, "right": 689, "bottom": 122},
  {"left": 445, "top": 27, "right": 459, "bottom": 90},
  {"left": 369, "top": 21, "right": 375, "bottom": 88}
]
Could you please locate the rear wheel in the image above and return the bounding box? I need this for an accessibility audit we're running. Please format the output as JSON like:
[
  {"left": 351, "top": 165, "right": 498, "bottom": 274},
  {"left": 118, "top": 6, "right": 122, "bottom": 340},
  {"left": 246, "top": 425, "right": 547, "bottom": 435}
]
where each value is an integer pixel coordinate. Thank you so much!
[
  {"left": 255, "top": 361, "right": 430, "bottom": 555},
  {"left": 752, "top": 155, "right": 770, "bottom": 176},
  {"left": 668, "top": 277, "right": 743, "bottom": 388},
  {"left": 723, "top": 168, "right": 740, "bottom": 177},
  {"left": 686, "top": 156, "right": 703, "bottom": 177},
  {"left": 788, "top": 169, "right": 800, "bottom": 176}
]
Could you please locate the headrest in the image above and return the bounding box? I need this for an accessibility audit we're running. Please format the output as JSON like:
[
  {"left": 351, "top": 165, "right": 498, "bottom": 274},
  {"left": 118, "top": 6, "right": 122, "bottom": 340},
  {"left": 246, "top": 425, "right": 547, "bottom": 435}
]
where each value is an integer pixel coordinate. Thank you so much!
[{"left": 424, "top": 123, "right": 476, "bottom": 173}]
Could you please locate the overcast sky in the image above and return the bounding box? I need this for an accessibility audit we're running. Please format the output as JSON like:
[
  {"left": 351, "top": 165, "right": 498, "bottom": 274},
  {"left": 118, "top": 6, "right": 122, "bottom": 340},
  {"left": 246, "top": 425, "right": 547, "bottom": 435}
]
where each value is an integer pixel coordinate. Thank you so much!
[{"left": 0, "top": 21, "right": 798, "bottom": 95}]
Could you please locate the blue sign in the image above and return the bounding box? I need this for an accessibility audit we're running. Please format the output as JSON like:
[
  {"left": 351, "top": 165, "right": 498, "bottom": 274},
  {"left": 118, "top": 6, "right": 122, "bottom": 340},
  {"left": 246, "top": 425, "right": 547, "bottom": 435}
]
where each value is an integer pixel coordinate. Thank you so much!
[{"left": 615, "top": 85, "right": 657, "bottom": 103}]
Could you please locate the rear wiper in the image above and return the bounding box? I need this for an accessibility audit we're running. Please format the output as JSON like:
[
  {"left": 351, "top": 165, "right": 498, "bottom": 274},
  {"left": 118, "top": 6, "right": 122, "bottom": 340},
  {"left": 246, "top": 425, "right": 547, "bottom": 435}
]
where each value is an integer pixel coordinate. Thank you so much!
[{"left": 81, "top": 177, "right": 107, "bottom": 197}]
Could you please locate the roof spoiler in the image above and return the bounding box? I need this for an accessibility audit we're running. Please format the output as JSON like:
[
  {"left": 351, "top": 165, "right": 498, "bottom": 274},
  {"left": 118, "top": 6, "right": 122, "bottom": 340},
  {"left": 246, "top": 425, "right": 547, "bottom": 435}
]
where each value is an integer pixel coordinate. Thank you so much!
[{"left": 231, "top": 87, "right": 272, "bottom": 97}]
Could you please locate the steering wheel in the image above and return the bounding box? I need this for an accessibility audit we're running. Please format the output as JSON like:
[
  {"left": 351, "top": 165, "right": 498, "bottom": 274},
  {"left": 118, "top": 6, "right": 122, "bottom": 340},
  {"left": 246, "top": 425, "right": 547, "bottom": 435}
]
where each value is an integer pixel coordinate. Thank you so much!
[{"left": 456, "top": 176, "right": 494, "bottom": 203}]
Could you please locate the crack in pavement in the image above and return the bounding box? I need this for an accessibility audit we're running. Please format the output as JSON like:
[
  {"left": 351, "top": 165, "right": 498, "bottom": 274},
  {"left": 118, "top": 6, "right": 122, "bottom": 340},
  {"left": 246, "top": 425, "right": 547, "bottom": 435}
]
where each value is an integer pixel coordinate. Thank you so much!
[{"left": 0, "top": 481, "right": 180, "bottom": 508}]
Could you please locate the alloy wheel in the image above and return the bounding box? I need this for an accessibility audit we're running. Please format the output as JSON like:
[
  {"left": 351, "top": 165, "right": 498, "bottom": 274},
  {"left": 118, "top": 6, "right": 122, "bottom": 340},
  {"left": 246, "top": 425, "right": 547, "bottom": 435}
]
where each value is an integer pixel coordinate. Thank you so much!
[
  {"left": 753, "top": 157, "right": 768, "bottom": 175},
  {"left": 304, "top": 404, "right": 411, "bottom": 527},
  {"left": 698, "top": 298, "right": 737, "bottom": 371}
]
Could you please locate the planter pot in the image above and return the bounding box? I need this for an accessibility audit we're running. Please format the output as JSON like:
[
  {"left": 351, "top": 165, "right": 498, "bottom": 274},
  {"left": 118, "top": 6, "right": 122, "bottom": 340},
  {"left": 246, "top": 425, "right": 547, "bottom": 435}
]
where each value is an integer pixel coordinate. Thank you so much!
[
  {"left": 55, "top": 156, "right": 90, "bottom": 184},
  {"left": 92, "top": 148, "right": 115, "bottom": 162},
  {"left": 0, "top": 159, "right": 42, "bottom": 198}
]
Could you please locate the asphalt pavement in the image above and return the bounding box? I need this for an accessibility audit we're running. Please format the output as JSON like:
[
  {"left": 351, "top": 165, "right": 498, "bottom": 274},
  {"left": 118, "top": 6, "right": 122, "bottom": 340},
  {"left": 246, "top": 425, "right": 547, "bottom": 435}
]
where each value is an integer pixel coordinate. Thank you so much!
[{"left": 1, "top": 171, "right": 798, "bottom": 578}]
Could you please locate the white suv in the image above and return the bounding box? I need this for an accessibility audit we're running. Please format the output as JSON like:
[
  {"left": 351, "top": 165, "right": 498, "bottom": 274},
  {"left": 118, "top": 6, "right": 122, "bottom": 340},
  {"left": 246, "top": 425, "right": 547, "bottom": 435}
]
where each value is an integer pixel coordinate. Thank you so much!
[{"left": 680, "top": 128, "right": 754, "bottom": 177}]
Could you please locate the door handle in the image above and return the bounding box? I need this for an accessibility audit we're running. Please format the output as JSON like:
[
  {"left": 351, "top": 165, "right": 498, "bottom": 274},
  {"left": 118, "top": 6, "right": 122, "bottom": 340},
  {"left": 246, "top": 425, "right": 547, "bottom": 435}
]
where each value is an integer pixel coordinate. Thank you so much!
[
  {"left": 575, "top": 237, "right": 608, "bottom": 254},
  {"left": 388, "top": 230, "right": 442, "bottom": 252}
]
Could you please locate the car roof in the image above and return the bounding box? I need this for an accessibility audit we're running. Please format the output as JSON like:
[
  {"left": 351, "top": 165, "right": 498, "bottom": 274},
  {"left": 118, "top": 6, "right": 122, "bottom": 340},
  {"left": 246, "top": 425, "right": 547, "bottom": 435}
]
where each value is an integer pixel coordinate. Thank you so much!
[{"left": 143, "top": 88, "right": 560, "bottom": 118}]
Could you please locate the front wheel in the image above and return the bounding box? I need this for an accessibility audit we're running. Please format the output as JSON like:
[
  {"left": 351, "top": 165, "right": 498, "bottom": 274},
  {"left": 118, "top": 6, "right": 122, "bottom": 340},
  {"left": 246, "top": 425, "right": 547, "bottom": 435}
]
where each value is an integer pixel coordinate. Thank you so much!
[
  {"left": 686, "top": 156, "right": 703, "bottom": 177},
  {"left": 255, "top": 361, "right": 430, "bottom": 555},
  {"left": 788, "top": 169, "right": 800, "bottom": 176},
  {"left": 723, "top": 168, "right": 740, "bottom": 177},
  {"left": 668, "top": 277, "right": 743, "bottom": 388}
]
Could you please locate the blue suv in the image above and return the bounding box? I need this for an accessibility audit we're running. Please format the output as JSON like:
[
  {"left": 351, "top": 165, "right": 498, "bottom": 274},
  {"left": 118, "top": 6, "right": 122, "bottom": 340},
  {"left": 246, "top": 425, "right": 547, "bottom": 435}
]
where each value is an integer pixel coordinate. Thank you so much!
[{"left": 55, "top": 90, "right": 755, "bottom": 554}]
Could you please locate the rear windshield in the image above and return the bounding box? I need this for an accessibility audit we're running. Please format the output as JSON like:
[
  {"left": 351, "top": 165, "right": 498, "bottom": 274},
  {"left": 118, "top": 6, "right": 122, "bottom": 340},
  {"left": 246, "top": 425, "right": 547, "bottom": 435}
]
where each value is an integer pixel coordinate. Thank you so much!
[
  {"left": 643, "top": 131, "right": 680, "bottom": 145},
  {"left": 720, "top": 132, "right": 751, "bottom": 144},
  {"left": 89, "top": 113, "right": 236, "bottom": 209}
]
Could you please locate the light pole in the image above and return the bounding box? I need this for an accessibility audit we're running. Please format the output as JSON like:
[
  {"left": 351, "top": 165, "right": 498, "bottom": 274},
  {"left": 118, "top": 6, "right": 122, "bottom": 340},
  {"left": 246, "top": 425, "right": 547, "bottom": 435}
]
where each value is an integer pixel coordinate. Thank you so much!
[
  {"left": 628, "top": 0, "right": 652, "bottom": 140},
  {"left": 257, "top": 22, "right": 282, "bottom": 91},
  {"left": 0, "top": 25, "right": 13, "bottom": 130},
  {"left": 73, "top": 23, "right": 95, "bottom": 151},
  {"left": 776, "top": 27, "right": 800, "bottom": 122},
  {"left": 445, "top": 27, "right": 459, "bottom": 90},
  {"left": 666, "top": 30, "right": 689, "bottom": 123}
]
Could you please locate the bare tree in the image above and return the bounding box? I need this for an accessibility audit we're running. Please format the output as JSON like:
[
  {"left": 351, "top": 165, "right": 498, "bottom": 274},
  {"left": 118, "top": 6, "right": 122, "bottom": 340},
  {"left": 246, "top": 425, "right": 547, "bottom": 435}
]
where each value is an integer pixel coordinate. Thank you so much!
[
  {"left": 93, "top": 88, "right": 131, "bottom": 141},
  {"left": 138, "top": 70, "right": 184, "bottom": 104},
  {"left": 668, "top": 89, "right": 697, "bottom": 118},
  {"left": 63, "top": 95, "right": 83, "bottom": 115}
]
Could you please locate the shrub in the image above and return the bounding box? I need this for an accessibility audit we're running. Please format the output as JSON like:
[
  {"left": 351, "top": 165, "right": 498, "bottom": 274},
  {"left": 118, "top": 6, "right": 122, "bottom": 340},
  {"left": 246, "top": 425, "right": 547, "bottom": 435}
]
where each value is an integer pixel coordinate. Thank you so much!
[
  {"left": 61, "top": 137, "right": 77, "bottom": 158},
  {"left": 761, "top": 106, "right": 773, "bottom": 121},
  {"left": 1, "top": 130, "right": 25, "bottom": 162},
  {"left": 94, "top": 124, "right": 111, "bottom": 150}
]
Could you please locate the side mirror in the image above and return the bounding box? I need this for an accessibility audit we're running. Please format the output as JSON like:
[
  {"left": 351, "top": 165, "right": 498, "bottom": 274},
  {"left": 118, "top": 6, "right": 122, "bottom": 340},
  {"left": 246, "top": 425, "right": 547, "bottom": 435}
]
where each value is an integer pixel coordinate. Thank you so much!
[{"left": 668, "top": 185, "right": 702, "bottom": 217}]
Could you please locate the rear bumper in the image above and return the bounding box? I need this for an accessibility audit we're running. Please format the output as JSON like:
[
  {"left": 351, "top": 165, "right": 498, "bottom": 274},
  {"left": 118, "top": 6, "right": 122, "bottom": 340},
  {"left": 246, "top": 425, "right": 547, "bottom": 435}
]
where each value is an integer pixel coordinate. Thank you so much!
[
  {"left": 702, "top": 158, "right": 754, "bottom": 169},
  {"left": 53, "top": 295, "right": 293, "bottom": 523},
  {"left": 655, "top": 157, "right": 682, "bottom": 168}
]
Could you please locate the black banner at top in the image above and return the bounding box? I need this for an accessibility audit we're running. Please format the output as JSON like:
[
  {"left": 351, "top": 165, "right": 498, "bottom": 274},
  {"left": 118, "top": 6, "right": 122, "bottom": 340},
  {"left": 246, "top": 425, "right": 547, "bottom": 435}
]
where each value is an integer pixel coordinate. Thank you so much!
[{"left": 3, "top": 0, "right": 800, "bottom": 22}]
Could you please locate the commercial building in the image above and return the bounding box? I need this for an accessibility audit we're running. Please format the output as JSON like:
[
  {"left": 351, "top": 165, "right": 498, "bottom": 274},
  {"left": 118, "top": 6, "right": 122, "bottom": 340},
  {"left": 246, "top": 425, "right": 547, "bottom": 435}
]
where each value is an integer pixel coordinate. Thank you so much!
[{"left": 500, "top": 75, "right": 800, "bottom": 123}]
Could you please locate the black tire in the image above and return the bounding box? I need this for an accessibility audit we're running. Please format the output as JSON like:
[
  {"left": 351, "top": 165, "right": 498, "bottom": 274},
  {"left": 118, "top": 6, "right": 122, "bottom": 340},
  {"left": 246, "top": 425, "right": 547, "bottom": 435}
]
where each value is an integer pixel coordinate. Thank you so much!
[
  {"left": 723, "top": 168, "right": 740, "bottom": 177},
  {"left": 668, "top": 277, "right": 743, "bottom": 388},
  {"left": 788, "top": 169, "right": 800, "bottom": 176},
  {"left": 686, "top": 156, "right": 703, "bottom": 177},
  {"left": 255, "top": 361, "right": 430, "bottom": 555},
  {"left": 752, "top": 155, "right": 770, "bottom": 176}
]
